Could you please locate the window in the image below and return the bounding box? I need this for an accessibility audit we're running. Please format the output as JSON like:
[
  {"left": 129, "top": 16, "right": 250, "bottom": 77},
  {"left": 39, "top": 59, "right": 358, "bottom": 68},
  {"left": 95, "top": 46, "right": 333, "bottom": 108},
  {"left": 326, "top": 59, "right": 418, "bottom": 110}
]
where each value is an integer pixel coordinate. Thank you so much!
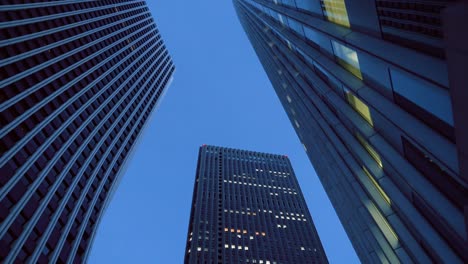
[
  {"left": 296, "top": 0, "right": 322, "bottom": 15},
  {"left": 402, "top": 137, "right": 466, "bottom": 209},
  {"left": 355, "top": 133, "right": 382, "bottom": 167},
  {"left": 345, "top": 89, "right": 373, "bottom": 126},
  {"left": 332, "top": 41, "right": 362, "bottom": 79},
  {"left": 287, "top": 17, "right": 304, "bottom": 37},
  {"left": 321, "top": 0, "right": 350, "bottom": 27},
  {"left": 362, "top": 166, "right": 390, "bottom": 205},
  {"left": 390, "top": 68, "right": 454, "bottom": 141}
]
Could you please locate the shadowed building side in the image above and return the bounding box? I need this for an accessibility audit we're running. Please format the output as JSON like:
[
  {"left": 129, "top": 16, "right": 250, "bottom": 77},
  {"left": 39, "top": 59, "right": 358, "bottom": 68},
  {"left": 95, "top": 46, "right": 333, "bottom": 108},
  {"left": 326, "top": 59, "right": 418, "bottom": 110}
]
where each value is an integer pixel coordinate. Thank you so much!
[{"left": 233, "top": 0, "right": 467, "bottom": 263}]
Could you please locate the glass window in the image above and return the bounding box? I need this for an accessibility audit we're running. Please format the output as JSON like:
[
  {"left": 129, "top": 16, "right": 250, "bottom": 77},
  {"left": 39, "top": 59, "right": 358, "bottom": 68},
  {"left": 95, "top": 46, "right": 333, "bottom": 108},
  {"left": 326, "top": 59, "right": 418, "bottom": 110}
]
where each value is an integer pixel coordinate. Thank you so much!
[
  {"left": 296, "top": 0, "right": 322, "bottom": 15},
  {"left": 280, "top": 0, "right": 296, "bottom": 7},
  {"left": 356, "top": 133, "right": 382, "bottom": 167},
  {"left": 321, "top": 0, "right": 350, "bottom": 27},
  {"left": 345, "top": 89, "right": 373, "bottom": 126},
  {"left": 390, "top": 68, "right": 453, "bottom": 126},
  {"left": 332, "top": 41, "right": 362, "bottom": 79},
  {"left": 363, "top": 166, "right": 390, "bottom": 205},
  {"left": 286, "top": 17, "right": 304, "bottom": 37}
]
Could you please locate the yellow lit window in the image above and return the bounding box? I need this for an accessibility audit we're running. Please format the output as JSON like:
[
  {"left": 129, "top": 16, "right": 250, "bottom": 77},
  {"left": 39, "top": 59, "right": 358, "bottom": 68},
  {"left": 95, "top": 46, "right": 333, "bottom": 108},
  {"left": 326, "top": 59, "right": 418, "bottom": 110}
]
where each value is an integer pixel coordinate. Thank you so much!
[
  {"left": 322, "top": 0, "right": 350, "bottom": 27},
  {"left": 363, "top": 166, "right": 390, "bottom": 205},
  {"left": 356, "top": 133, "right": 383, "bottom": 167},
  {"left": 331, "top": 41, "right": 362, "bottom": 79},
  {"left": 345, "top": 90, "right": 373, "bottom": 126}
]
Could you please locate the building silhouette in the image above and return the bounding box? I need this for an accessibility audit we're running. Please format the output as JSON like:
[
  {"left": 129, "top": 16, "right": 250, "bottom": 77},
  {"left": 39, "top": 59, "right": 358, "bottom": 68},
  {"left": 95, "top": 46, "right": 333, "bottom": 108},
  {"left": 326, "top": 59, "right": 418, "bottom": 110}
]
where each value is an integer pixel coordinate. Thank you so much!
[
  {"left": 185, "top": 145, "right": 328, "bottom": 264},
  {"left": 233, "top": 0, "right": 467, "bottom": 263},
  {"left": 0, "top": 1, "right": 174, "bottom": 263}
]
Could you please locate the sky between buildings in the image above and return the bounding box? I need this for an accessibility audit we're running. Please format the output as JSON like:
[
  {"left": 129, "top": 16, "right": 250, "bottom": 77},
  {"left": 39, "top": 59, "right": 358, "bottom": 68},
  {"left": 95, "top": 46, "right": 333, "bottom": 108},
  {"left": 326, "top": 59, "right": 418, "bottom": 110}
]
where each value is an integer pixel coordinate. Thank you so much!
[{"left": 88, "top": 1, "right": 359, "bottom": 263}]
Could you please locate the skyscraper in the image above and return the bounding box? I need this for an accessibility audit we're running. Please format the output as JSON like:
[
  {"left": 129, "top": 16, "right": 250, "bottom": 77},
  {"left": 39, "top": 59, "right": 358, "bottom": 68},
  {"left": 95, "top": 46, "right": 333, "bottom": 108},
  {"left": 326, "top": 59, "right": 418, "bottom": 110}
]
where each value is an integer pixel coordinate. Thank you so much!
[
  {"left": 0, "top": 1, "right": 174, "bottom": 263},
  {"left": 185, "top": 145, "right": 328, "bottom": 264},
  {"left": 234, "top": 0, "right": 467, "bottom": 263}
]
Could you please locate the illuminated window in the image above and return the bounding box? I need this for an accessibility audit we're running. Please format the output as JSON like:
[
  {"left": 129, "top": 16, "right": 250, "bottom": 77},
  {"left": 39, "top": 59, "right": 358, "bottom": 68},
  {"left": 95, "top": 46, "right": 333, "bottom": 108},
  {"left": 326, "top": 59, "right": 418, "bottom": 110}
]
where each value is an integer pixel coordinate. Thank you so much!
[
  {"left": 225, "top": 244, "right": 229, "bottom": 248},
  {"left": 331, "top": 41, "right": 362, "bottom": 79},
  {"left": 294, "top": 120, "right": 300, "bottom": 128},
  {"left": 245, "top": 246, "right": 249, "bottom": 250},
  {"left": 345, "top": 90, "right": 373, "bottom": 126},
  {"left": 286, "top": 95, "right": 292, "bottom": 103},
  {"left": 356, "top": 133, "right": 383, "bottom": 167},
  {"left": 363, "top": 166, "right": 391, "bottom": 204},
  {"left": 301, "top": 247, "right": 305, "bottom": 251},
  {"left": 321, "top": 0, "right": 350, "bottom": 27},
  {"left": 197, "top": 247, "right": 201, "bottom": 251},
  {"left": 224, "top": 228, "right": 228, "bottom": 232}
]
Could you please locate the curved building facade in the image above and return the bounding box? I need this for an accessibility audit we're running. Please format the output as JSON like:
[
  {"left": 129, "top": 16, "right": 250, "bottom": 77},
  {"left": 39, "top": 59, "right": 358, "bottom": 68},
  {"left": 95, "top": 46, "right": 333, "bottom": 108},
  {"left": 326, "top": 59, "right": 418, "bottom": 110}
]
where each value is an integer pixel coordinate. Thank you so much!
[
  {"left": 0, "top": 1, "right": 174, "bottom": 263},
  {"left": 233, "top": 0, "right": 467, "bottom": 263}
]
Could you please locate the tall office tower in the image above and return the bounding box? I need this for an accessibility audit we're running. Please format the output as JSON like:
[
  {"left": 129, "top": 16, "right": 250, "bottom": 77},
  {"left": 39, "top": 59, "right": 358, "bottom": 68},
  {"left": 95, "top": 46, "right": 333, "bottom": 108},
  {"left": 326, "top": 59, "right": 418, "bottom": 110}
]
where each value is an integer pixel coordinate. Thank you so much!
[
  {"left": 234, "top": 0, "right": 467, "bottom": 263},
  {"left": 0, "top": 1, "right": 174, "bottom": 263},
  {"left": 184, "top": 145, "right": 328, "bottom": 264}
]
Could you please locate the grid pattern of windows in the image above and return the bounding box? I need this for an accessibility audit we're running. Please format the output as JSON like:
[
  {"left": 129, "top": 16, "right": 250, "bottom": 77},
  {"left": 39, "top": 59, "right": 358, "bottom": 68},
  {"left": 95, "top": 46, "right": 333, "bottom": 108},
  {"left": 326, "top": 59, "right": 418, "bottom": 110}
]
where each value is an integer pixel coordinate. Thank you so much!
[
  {"left": 234, "top": 0, "right": 466, "bottom": 263},
  {"left": 184, "top": 145, "right": 328, "bottom": 264},
  {"left": 375, "top": 0, "right": 449, "bottom": 58},
  {"left": 0, "top": 1, "right": 174, "bottom": 263}
]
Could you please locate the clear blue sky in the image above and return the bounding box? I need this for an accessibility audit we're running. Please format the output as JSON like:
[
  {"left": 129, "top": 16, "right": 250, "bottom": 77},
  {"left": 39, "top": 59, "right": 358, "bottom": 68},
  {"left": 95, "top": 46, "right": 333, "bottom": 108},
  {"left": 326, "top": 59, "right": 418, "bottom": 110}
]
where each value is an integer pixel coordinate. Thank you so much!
[{"left": 88, "top": 1, "right": 359, "bottom": 263}]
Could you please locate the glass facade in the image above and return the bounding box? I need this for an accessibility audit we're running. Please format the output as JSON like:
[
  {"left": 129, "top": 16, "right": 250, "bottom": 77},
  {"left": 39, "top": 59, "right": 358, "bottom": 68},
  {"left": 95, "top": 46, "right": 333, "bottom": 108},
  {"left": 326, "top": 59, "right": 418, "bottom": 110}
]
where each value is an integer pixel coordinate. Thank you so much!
[
  {"left": 234, "top": 0, "right": 467, "bottom": 263},
  {"left": 184, "top": 145, "right": 328, "bottom": 264},
  {"left": 0, "top": 1, "right": 174, "bottom": 263}
]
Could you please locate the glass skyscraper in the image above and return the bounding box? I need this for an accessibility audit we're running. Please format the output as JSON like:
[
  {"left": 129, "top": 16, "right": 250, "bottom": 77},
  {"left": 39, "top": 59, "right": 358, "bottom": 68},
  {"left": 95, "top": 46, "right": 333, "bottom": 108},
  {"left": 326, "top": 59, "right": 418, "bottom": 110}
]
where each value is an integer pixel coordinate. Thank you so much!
[
  {"left": 0, "top": 1, "right": 174, "bottom": 263},
  {"left": 234, "top": 0, "right": 467, "bottom": 263},
  {"left": 185, "top": 145, "right": 328, "bottom": 264}
]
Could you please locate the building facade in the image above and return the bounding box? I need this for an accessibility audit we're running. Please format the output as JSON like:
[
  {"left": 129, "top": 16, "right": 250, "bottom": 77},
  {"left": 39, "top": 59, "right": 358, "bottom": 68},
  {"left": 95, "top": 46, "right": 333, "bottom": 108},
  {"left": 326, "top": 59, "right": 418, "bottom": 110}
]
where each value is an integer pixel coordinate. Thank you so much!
[
  {"left": 233, "top": 0, "right": 467, "bottom": 263},
  {"left": 0, "top": 1, "right": 174, "bottom": 263},
  {"left": 185, "top": 145, "right": 328, "bottom": 264}
]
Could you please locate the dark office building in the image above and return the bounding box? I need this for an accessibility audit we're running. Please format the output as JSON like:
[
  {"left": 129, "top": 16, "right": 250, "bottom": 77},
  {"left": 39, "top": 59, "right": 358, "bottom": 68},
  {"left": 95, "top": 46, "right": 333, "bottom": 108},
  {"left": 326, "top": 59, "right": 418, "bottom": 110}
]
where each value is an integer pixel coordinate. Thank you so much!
[
  {"left": 234, "top": 0, "right": 467, "bottom": 263},
  {"left": 185, "top": 145, "right": 328, "bottom": 264},
  {"left": 0, "top": 1, "right": 174, "bottom": 263}
]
